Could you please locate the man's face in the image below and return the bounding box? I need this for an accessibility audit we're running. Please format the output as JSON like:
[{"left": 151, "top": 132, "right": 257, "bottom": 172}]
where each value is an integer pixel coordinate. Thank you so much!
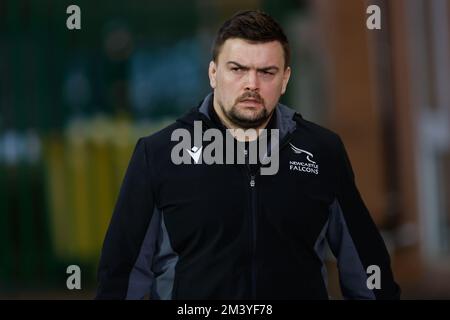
[{"left": 208, "top": 38, "right": 291, "bottom": 129}]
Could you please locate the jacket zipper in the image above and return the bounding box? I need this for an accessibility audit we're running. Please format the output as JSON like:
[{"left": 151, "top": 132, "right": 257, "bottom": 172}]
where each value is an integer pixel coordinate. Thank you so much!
[
  {"left": 246, "top": 130, "right": 296, "bottom": 299},
  {"left": 248, "top": 170, "right": 257, "bottom": 300}
]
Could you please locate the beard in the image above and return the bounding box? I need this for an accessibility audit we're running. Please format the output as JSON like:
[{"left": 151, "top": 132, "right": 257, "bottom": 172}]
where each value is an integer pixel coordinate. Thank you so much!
[{"left": 221, "top": 91, "right": 272, "bottom": 129}]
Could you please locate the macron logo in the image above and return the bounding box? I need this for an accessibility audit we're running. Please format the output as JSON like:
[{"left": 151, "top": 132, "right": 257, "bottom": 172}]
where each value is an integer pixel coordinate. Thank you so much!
[{"left": 186, "top": 146, "right": 202, "bottom": 164}]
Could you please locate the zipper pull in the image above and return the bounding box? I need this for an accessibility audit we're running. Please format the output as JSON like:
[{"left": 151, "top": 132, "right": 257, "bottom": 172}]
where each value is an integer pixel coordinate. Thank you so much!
[{"left": 250, "top": 175, "right": 255, "bottom": 187}]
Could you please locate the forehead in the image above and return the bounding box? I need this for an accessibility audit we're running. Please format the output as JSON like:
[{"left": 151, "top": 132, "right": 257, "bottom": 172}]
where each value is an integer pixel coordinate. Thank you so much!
[{"left": 218, "top": 38, "right": 284, "bottom": 68}]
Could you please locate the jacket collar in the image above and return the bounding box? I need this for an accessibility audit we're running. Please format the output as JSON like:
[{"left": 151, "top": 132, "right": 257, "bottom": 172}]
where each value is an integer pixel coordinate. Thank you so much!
[{"left": 177, "top": 92, "right": 298, "bottom": 141}]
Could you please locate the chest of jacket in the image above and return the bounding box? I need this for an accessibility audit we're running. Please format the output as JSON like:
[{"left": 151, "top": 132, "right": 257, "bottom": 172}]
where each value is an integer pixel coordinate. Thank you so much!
[{"left": 154, "top": 133, "right": 336, "bottom": 256}]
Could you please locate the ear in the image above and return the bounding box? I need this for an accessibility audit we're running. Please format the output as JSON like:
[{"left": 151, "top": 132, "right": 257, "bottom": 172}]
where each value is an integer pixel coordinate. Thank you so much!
[
  {"left": 281, "top": 66, "right": 291, "bottom": 95},
  {"left": 208, "top": 61, "right": 217, "bottom": 89}
]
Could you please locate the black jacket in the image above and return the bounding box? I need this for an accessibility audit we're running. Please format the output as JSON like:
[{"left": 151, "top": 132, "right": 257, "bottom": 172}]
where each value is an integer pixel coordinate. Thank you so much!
[{"left": 96, "top": 93, "right": 401, "bottom": 299}]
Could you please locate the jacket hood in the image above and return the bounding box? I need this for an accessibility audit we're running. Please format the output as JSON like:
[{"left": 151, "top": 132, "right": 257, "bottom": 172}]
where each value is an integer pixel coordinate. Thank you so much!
[{"left": 176, "top": 92, "right": 300, "bottom": 141}]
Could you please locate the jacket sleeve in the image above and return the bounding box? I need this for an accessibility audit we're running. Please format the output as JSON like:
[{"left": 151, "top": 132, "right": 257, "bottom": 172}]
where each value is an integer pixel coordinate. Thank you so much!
[
  {"left": 326, "top": 136, "right": 401, "bottom": 300},
  {"left": 96, "top": 138, "right": 160, "bottom": 299}
]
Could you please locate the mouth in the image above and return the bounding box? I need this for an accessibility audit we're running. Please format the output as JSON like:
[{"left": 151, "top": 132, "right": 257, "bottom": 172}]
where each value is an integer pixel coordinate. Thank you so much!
[{"left": 239, "top": 99, "right": 262, "bottom": 107}]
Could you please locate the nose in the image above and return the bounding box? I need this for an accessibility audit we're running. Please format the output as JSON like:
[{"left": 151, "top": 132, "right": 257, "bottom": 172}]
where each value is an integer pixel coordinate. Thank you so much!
[{"left": 245, "top": 70, "right": 259, "bottom": 91}]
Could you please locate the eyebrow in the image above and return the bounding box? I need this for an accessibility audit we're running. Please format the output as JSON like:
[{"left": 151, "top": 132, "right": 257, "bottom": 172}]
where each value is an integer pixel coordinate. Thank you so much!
[{"left": 226, "top": 61, "right": 279, "bottom": 73}]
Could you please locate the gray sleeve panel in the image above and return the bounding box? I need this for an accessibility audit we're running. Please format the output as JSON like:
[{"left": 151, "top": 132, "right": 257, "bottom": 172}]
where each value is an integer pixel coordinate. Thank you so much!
[
  {"left": 152, "top": 211, "right": 179, "bottom": 300},
  {"left": 327, "top": 198, "right": 376, "bottom": 300},
  {"left": 313, "top": 219, "right": 330, "bottom": 292},
  {"left": 125, "top": 207, "right": 162, "bottom": 299}
]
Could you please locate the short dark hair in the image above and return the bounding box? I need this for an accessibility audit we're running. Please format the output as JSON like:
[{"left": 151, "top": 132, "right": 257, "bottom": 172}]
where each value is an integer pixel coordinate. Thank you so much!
[{"left": 212, "top": 10, "right": 290, "bottom": 68}]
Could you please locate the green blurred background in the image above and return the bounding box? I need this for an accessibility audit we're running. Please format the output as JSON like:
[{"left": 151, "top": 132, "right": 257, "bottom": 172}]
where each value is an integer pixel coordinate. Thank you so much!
[{"left": 0, "top": 0, "right": 305, "bottom": 298}]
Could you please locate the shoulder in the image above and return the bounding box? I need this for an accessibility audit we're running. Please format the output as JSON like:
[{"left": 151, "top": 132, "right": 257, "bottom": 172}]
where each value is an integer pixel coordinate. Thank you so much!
[
  {"left": 134, "top": 121, "right": 186, "bottom": 161},
  {"left": 293, "top": 115, "right": 344, "bottom": 153},
  {"left": 141, "top": 121, "right": 182, "bottom": 145}
]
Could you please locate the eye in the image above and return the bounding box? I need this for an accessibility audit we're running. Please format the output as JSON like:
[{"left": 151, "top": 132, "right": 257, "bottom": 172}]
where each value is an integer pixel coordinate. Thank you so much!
[
  {"left": 260, "top": 70, "right": 274, "bottom": 75},
  {"left": 231, "top": 67, "right": 243, "bottom": 72}
]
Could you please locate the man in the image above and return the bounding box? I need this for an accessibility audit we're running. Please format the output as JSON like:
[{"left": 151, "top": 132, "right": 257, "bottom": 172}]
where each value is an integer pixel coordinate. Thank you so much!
[{"left": 96, "top": 10, "right": 400, "bottom": 300}]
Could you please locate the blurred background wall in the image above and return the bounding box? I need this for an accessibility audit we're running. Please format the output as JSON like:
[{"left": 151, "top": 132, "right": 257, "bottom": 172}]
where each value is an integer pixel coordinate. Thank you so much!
[{"left": 0, "top": 0, "right": 449, "bottom": 299}]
